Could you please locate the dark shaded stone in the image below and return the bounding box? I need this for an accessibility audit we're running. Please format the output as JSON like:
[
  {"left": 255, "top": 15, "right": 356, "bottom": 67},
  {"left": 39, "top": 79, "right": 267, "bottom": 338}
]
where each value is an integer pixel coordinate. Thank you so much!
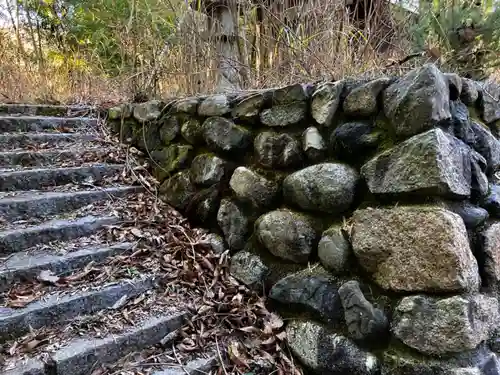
[
  {"left": 338, "top": 280, "right": 389, "bottom": 345},
  {"left": 270, "top": 268, "right": 342, "bottom": 323},
  {"left": 331, "top": 122, "right": 380, "bottom": 161},
  {"left": 481, "top": 185, "right": 500, "bottom": 218},
  {"left": 159, "top": 171, "right": 196, "bottom": 211},
  {"left": 461, "top": 78, "right": 480, "bottom": 106},
  {"left": 447, "top": 201, "right": 489, "bottom": 230},
  {"left": 217, "top": 198, "right": 251, "bottom": 251}
]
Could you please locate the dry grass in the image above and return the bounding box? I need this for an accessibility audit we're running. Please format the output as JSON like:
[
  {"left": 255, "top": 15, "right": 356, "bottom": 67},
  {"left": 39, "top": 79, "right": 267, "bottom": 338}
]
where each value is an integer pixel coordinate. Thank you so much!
[{"left": 0, "top": 0, "right": 428, "bottom": 105}]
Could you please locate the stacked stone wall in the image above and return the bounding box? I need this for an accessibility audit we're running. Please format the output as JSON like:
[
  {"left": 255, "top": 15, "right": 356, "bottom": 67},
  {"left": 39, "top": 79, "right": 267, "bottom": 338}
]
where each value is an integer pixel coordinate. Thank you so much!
[{"left": 108, "top": 63, "right": 500, "bottom": 374}]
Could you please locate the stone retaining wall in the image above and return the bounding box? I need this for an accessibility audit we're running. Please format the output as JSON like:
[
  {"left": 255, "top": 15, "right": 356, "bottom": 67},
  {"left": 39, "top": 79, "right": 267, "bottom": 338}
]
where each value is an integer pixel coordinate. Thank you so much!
[{"left": 107, "top": 63, "right": 500, "bottom": 375}]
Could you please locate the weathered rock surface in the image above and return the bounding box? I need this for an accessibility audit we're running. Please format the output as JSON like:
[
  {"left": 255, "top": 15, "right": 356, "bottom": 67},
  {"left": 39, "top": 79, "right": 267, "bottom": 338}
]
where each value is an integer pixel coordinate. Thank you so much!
[
  {"left": 229, "top": 167, "right": 279, "bottom": 209},
  {"left": 151, "top": 144, "right": 192, "bottom": 180},
  {"left": 480, "top": 223, "right": 500, "bottom": 290},
  {"left": 383, "top": 64, "right": 451, "bottom": 137},
  {"left": 202, "top": 117, "right": 251, "bottom": 154},
  {"left": 480, "top": 80, "right": 500, "bottom": 124},
  {"left": 180, "top": 118, "right": 203, "bottom": 144},
  {"left": 230, "top": 251, "right": 269, "bottom": 291},
  {"left": 269, "top": 267, "right": 342, "bottom": 322},
  {"left": 445, "top": 72, "right": 463, "bottom": 99},
  {"left": 260, "top": 101, "right": 307, "bottom": 127},
  {"left": 286, "top": 320, "right": 380, "bottom": 375},
  {"left": 133, "top": 100, "right": 163, "bottom": 122},
  {"left": 255, "top": 209, "right": 318, "bottom": 263},
  {"left": 392, "top": 294, "right": 499, "bottom": 355},
  {"left": 468, "top": 121, "right": 500, "bottom": 174},
  {"left": 302, "top": 126, "right": 326, "bottom": 162},
  {"left": 217, "top": 198, "right": 250, "bottom": 251},
  {"left": 174, "top": 97, "right": 199, "bottom": 113},
  {"left": 343, "top": 77, "right": 391, "bottom": 117},
  {"left": 331, "top": 122, "right": 380, "bottom": 161},
  {"left": 351, "top": 206, "right": 480, "bottom": 293},
  {"left": 283, "top": 163, "right": 358, "bottom": 214},
  {"left": 338, "top": 280, "right": 389, "bottom": 344},
  {"left": 254, "top": 131, "right": 302, "bottom": 168},
  {"left": 311, "top": 82, "right": 344, "bottom": 126},
  {"left": 232, "top": 93, "right": 265, "bottom": 118},
  {"left": 461, "top": 78, "right": 479, "bottom": 105},
  {"left": 198, "top": 95, "right": 231, "bottom": 116},
  {"left": 159, "top": 171, "right": 196, "bottom": 211},
  {"left": 381, "top": 348, "right": 497, "bottom": 375},
  {"left": 190, "top": 153, "right": 229, "bottom": 186},
  {"left": 159, "top": 115, "right": 180, "bottom": 144},
  {"left": 317, "top": 224, "right": 350, "bottom": 274},
  {"left": 361, "top": 128, "right": 483, "bottom": 199}
]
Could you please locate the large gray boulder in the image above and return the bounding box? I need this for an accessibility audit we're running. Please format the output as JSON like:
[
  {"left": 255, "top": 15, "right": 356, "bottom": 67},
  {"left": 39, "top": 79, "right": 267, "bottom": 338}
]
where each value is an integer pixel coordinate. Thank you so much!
[
  {"left": 286, "top": 320, "right": 380, "bottom": 375},
  {"left": 202, "top": 117, "right": 251, "bottom": 153},
  {"left": 361, "top": 128, "right": 485, "bottom": 199},
  {"left": 351, "top": 206, "right": 480, "bottom": 293},
  {"left": 383, "top": 64, "right": 451, "bottom": 138},
  {"left": 255, "top": 209, "right": 318, "bottom": 263},
  {"left": 283, "top": 163, "right": 359, "bottom": 214},
  {"left": 392, "top": 294, "right": 499, "bottom": 355},
  {"left": 269, "top": 267, "right": 342, "bottom": 323},
  {"left": 254, "top": 131, "right": 302, "bottom": 168},
  {"left": 311, "top": 82, "right": 344, "bottom": 126},
  {"left": 229, "top": 167, "right": 279, "bottom": 209}
]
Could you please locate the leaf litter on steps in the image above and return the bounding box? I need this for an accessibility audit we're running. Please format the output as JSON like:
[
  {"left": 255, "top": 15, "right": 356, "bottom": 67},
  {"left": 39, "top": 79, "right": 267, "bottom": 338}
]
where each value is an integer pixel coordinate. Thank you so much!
[{"left": 0, "top": 120, "right": 304, "bottom": 375}]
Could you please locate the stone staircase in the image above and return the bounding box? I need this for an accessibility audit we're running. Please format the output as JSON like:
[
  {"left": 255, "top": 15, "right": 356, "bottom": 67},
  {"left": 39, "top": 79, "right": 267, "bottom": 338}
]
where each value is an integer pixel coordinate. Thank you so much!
[{"left": 0, "top": 105, "right": 215, "bottom": 375}]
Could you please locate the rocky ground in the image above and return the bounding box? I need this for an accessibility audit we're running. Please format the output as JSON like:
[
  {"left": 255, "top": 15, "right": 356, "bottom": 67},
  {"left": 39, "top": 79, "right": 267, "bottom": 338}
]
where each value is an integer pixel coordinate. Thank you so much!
[{"left": 0, "top": 104, "right": 301, "bottom": 375}]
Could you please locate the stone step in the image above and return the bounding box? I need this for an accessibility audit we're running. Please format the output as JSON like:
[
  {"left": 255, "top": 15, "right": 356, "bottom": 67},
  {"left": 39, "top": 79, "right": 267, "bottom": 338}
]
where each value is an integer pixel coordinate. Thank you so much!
[
  {"left": 0, "top": 277, "right": 156, "bottom": 342},
  {"left": 0, "top": 186, "right": 140, "bottom": 222},
  {"left": 0, "top": 116, "right": 98, "bottom": 133},
  {"left": 0, "top": 147, "right": 120, "bottom": 168},
  {"left": 0, "top": 104, "right": 94, "bottom": 117},
  {"left": 0, "top": 164, "right": 124, "bottom": 191},
  {"left": 45, "top": 312, "right": 186, "bottom": 375},
  {"left": 0, "top": 133, "right": 98, "bottom": 151},
  {"left": 0, "top": 215, "right": 119, "bottom": 255},
  {"left": 0, "top": 242, "right": 134, "bottom": 292}
]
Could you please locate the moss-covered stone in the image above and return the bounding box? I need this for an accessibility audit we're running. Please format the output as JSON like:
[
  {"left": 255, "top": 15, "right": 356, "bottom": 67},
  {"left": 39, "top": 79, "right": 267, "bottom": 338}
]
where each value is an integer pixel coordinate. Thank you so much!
[
  {"left": 202, "top": 117, "right": 251, "bottom": 154},
  {"left": 151, "top": 144, "right": 193, "bottom": 181},
  {"left": 159, "top": 170, "right": 196, "bottom": 210}
]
